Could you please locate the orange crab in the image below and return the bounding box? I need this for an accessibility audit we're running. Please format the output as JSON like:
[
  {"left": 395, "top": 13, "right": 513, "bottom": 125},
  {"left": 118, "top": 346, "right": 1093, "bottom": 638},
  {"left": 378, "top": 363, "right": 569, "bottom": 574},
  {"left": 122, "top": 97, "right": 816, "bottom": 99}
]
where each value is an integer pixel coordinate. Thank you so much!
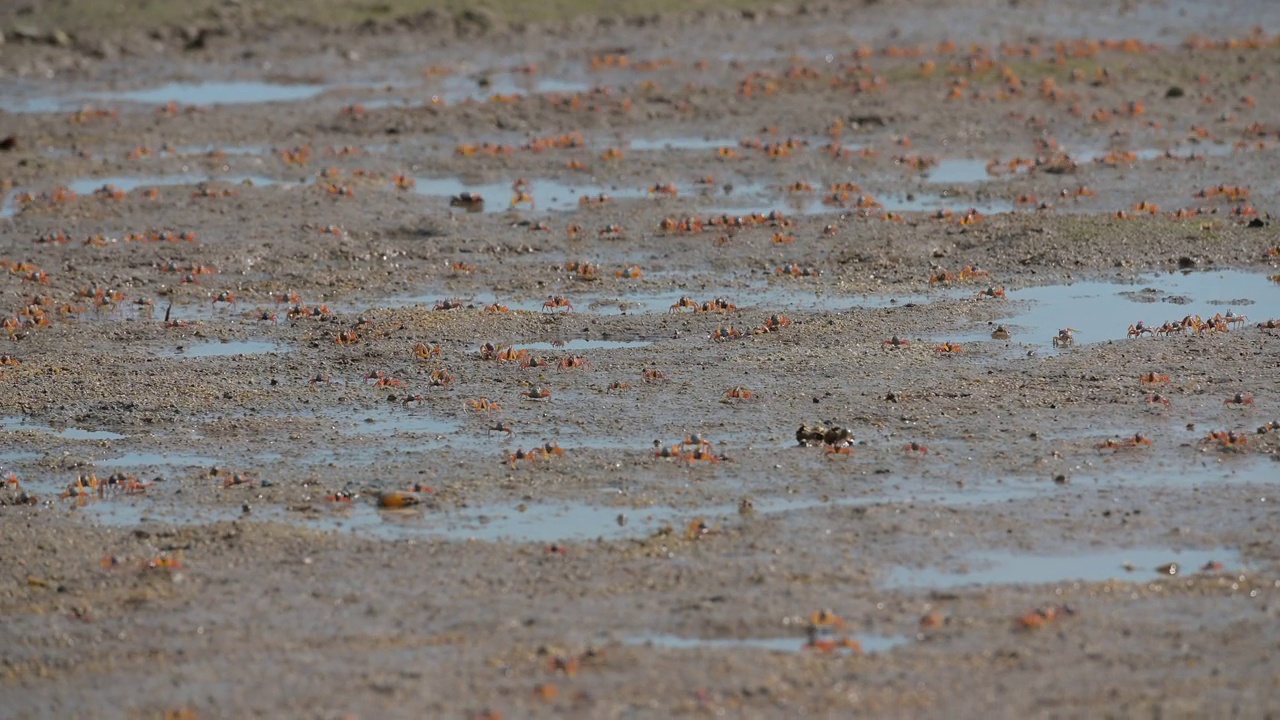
[
  {"left": 757, "top": 314, "right": 791, "bottom": 333},
  {"left": 614, "top": 265, "right": 643, "bottom": 279},
  {"left": 557, "top": 355, "right": 591, "bottom": 371},
  {"left": 723, "top": 386, "right": 754, "bottom": 400},
  {"left": 1224, "top": 392, "right": 1254, "bottom": 406},
  {"left": 468, "top": 397, "right": 502, "bottom": 412},
  {"left": 364, "top": 371, "right": 404, "bottom": 388},
  {"left": 542, "top": 296, "right": 574, "bottom": 313},
  {"left": 710, "top": 326, "right": 743, "bottom": 341},
  {"left": 669, "top": 296, "right": 699, "bottom": 314},
  {"left": 641, "top": 369, "right": 667, "bottom": 383},
  {"left": 975, "top": 285, "right": 1006, "bottom": 300},
  {"left": 414, "top": 342, "right": 443, "bottom": 359},
  {"left": 1098, "top": 433, "right": 1153, "bottom": 449},
  {"left": 882, "top": 335, "right": 911, "bottom": 350},
  {"left": 934, "top": 341, "right": 963, "bottom": 354},
  {"left": 1139, "top": 372, "right": 1171, "bottom": 384}
]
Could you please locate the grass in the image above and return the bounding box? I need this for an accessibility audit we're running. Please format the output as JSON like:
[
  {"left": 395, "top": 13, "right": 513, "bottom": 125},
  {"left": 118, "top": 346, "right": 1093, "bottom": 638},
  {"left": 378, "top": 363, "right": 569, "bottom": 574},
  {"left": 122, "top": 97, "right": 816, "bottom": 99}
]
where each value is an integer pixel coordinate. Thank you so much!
[{"left": 2, "top": 0, "right": 804, "bottom": 38}]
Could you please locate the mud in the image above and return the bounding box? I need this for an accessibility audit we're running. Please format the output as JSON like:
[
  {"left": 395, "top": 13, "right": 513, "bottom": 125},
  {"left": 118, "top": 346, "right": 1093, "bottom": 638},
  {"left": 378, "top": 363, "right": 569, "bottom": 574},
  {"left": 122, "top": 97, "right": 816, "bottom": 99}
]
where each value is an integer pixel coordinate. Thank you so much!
[{"left": 2, "top": 0, "right": 1280, "bottom": 717}]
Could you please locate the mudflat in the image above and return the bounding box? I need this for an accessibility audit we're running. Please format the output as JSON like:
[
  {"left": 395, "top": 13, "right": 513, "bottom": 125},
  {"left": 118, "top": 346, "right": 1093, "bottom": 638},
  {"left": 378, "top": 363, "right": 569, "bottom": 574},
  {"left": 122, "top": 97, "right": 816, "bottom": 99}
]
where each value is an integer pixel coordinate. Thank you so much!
[{"left": 1, "top": 0, "right": 1279, "bottom": 717}]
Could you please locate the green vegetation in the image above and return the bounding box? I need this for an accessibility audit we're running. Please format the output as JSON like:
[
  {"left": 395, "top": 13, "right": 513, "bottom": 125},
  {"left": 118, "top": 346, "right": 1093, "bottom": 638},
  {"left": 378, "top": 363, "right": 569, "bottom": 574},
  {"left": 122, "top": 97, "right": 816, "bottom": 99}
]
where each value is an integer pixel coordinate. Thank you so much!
[{"left": 2, "top": 0, "right": 801, "bottom": 38}]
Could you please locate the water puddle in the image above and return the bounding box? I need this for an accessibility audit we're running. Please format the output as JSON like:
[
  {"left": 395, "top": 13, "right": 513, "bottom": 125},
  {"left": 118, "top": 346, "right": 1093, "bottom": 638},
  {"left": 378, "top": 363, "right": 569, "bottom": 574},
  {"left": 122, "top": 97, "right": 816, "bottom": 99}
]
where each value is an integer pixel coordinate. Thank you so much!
[
  {"left": 1072, "top": 456, "right": 1280, "bottom": 489},
  {"left": 626, "top": 633, "right": 909, "bottom": 654},
  {"left": 158, "top": 340, "right": 284, "bottom": 358},
  {"left": 709, "top": 185, "right": 1013, "bottom": 217},
  {"left": 626, "top": 137, "right": 740, "bottom": 152},
  {"left": 4, "top": 81, "right": 332, "bottom": 114},
  {"left": 98, "top": 452, "right": 220, "bottom": 468},
  {"left": 0, "top": 417, "right": 126, "bottom": 441},
  {"left": 955, "top": 270, "right": 1278, "bottom": 349},
  {"left": 886, "top": 547, "right": 1241, "bottom": 589},
  {"left": 315, "top": 406, "right": 459, "bottom": 438},
  {"left": 2, "top": 174, "right": 279, "bottom": 217},
  {"left": 922, "top": 159, "right": 992, "bottom": 184},
  {"left": 0, "top": 450, "right": 42, "bottom": 465},
  {"left": 89, "top": 81, "right": 329, "bottom": 106},
  {"left": 413, "top": 176, "right": 649, "bottom": 213},
  {"left": 1071, "top": 143, "right": 1235, "bottom": 164},
  {"left": 267, "top": 484, "right": 1031, "bottom": 544},
  {"left": 364, "top": 74, "right": 594, "bottom": 107},
  {"left": 512, "top": 339, "right": 652, "bottom": 351}
]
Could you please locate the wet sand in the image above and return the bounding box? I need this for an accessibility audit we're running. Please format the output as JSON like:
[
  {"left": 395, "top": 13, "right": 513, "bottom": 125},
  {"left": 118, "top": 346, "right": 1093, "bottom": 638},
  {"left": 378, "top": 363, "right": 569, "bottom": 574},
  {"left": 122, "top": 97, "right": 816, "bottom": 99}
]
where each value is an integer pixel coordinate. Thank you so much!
[{"left": 2, "top": 0, "right": 1280, "bottom": 717}]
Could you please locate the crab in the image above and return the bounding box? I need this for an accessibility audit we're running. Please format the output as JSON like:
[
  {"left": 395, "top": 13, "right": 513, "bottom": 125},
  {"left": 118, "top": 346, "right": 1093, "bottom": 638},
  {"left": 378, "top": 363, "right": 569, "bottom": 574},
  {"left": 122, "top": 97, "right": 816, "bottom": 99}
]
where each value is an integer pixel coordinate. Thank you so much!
[
  {"left": 542, "top": 296, "right": 574, "bottom": 313},
  {"left": 1052, "top": 328, "right": 1080, "bottom": 348},
  {"left": 496, "top": 347, "right": 528, "bottom": 363},
  {"left": 1147, "top": 393, "right": 1171, "bottom": 406},
  {"left": 680, "top": 433, "right": 713, "bottom": 452},
  {"left": 468, "top": 397, "right": 502, "bottom": 412},
  {"left": 1220, "top": 311, "right": 1247, "bottom": 328},
  {"left": 724, "top": 386, "right": 754, "bottom": 400},
  {"left": 641, "top": 369, "right": 667, "bottom": 383},
  {"left": 510, "top": 191, "right": 535, "bottom": 209},
  {"left": 653, "top": 441, "right": 682, "bottom": 459},
  {"left": 975, "top": 286, "right": 1006, "bottom": 300},
  {"left": 428, "top": 369, "right": 455, "bottom": 387},
  {"left": 710, "top": 326, "right": 743, "bottom": 341},
  {"left": 615, "top": 265, "right": 643, "bottom": 279},
  {"left": 520, "top": 356, "right": 552, "bottom": 369},
  {"left": 434, "top": 298, "right": 464, "bottom": 311},
  {"left": 449, "top": 192, "right": 485, "bottom": 210},
  {"left": 488, "top": 420, "right": 515, "bottom": 438},
  {"left": 1225, "top": 392, "right": 1254, "bottom": 406},
  {"left": 522, "top": 386, "right": 552, "bottom": 401},
  {"left": 377, "top": 491, "right": 421, "bottom": 508},
  {"left": 882, "top": 335, "right": 911, "bottom": 350},
  {"left": 557, "top": 355, "right": 591, "bottom": 371},
  {"left": 1127, "top": 321, "right": 1154, "bottom": 338},
  {"left": 505, "top": 448, "right": 539, "bottom": 466},
  {"left": 934, "top": 341, "right": 963, "bottom": 354},
  {"left": 414, "top": 342, "right": 443, "bottom": 359},
  {"left": 1205, "top": 430, "right": 1248, "bottom": 447},
  {"left": 758, "top": 314, "right": 791, "bottom": 333},
  {"left": 669, "top": 295, "right": 699, "bottom": 314},
  {"left": 364, "top": 371, "right": 404, "bottom": 388},
  {"left": 1140, "top": 372, "right": 1171, "bottom": 384},
  {"left": 211, "top": 291, "right": 237, "bottom": 307},
  {"left": 335, "top": 329, "right": 360, "bottom": 346},
  {"left": 1098, "top": 433, "right": 1153, "bottom": 449},
  {"left": 904, "top": 442, "right": 929, "bottom": 454},
  {"left": 991, "top": 325, "right": 1011, "bottom": 340},
  {"left": 598, "top": 224, "right": 625, "bottom": 239},
  {"left": 482, "top": 303, "right": 510, "bottom": 313}
]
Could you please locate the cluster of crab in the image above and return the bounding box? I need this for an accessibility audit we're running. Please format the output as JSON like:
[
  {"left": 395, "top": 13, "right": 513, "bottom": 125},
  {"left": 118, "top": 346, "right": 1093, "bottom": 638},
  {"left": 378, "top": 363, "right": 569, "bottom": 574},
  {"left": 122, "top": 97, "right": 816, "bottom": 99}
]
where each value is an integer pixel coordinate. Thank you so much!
[
  {"left": 59, "top": 472, "right": 150, "bottom": 500},
  {"left": 653, "top": 434, "right": 729, "bottom": 463},
  {"left": 1126, "top": 311, "right": 1248, "bottom": 338},
  {"left": 506, "top": 442, "right": 566, "bottom": 467},
  {"left": 796, "top": 422, "right": 855, "bottom": 455}
]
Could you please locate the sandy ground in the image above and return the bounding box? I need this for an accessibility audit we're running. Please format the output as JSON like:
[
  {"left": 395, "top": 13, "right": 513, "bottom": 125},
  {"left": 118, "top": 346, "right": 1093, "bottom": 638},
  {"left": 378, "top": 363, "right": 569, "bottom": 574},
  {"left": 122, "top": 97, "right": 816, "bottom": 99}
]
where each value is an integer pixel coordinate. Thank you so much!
[{"left": 2, "top": 0, "right": 1280, "bottom": 717}]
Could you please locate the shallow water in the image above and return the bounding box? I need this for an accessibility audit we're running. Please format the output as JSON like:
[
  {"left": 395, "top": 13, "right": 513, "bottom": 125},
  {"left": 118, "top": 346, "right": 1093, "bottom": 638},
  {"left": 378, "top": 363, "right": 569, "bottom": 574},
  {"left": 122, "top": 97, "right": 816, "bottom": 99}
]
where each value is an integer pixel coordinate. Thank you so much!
[
  {"left": 1, "top": 174, "right": 279, "bottom": 217},
  {"left": 98, "top": 452, "right": 221, "bottom": 468},
  {"left": 923, "top": 159, "right": 993, "bottom": 184},
  {"left": 413, "top": 176, "right": 650, "bottom": 213},
  {"left": 625, "top": 632, "right": 909, "bottom": 654},
  {"left": 885, "top": 547, "right": 1242, "bottom": 589},
  {"left": 946, "top": 270, "right": 1278, "bottom": 348},
  {"left": 0, "top": 417, "right": 126, "bottom": 441},
  {"left": 90, "top": 81, "right": 329, "bottom": 106},
  {"left": 158, "top": 340, "right": 284, "bottom": 358}
]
